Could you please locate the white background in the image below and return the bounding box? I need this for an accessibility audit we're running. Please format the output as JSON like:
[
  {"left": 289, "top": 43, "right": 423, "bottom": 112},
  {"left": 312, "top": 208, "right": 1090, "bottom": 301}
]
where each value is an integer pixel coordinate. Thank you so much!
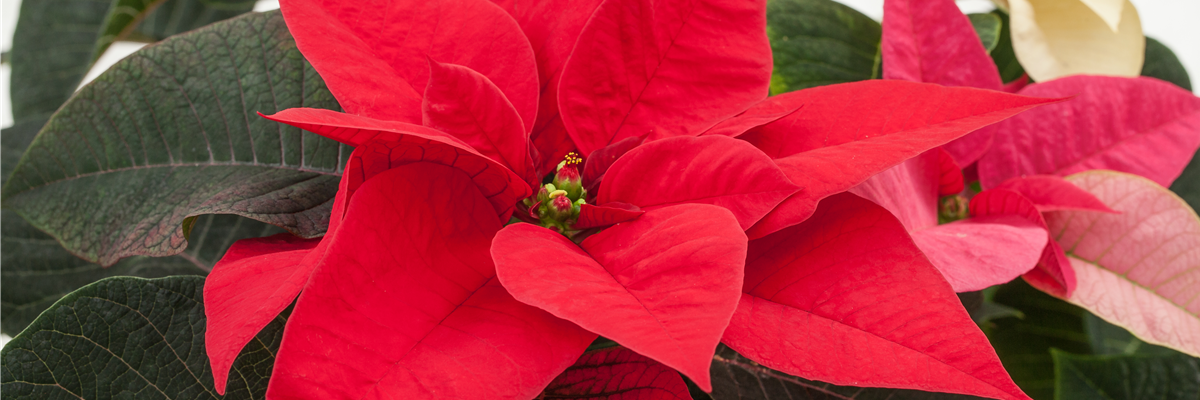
[{"left": 0, "top": 0, "right": 1196, "bottom": 347}]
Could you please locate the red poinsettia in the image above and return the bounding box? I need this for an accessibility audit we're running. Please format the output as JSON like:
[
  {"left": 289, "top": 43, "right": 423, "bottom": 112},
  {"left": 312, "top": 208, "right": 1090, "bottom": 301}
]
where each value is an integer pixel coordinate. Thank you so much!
[
  {"left": 863, "top": 0, "right": 1200, "bottom": 294},
  {"left": 201, "top": 0, "right": 1056, "bottom": 398}
]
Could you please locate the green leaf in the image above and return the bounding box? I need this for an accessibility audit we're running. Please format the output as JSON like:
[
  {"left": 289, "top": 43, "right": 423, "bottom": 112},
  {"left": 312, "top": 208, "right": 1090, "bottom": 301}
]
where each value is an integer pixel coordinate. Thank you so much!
[
  {"left": 1, "top": 10, "right": 349, "bottom": 267},
  {"left": 9, "top": 0, "right": 253, "bottom": 121},
  {"left": 1084, "top": 313, "right": 1177, "bottom": 357},
  {"left": 705, "top": 345, "right": 985, "bottom": 399},
  {"left": 1052, "top": 350, "right": 1200, "bottom": 400},
  {"left": 1170, "top": 154, "right": 1200, "bottom": 213},
  {"left": 0, "top": 276, "right": 285, "bottom": 398},
  {"left": 988, "top": 10, "right": 1027, "bottom": 84},
  {"left": 1, "top": 110, "right": 282, "bottom": 336},
  {"left": 766, "top": 0, "right": 882, "bottom": 95},
  {"left": 1141, "top": 37, "right": 1192, "bottom": 91},
  {"left": 968, "top": 13, "right": 1002, "bottom": 53},
  {"left": 985, "top": 279, "right": 1092, "bottom": 400}
]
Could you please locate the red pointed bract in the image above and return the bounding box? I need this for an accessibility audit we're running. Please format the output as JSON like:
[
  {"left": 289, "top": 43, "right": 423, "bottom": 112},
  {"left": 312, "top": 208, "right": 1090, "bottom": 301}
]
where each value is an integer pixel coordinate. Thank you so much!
[
  {"left": 937, "top": 148, "right": 965, "bottom": 196},
  {"left": 204, "top": 234, "right": 320, "bottom": 394},
  {"left": 723, "top": 193, "right": 1031, "bottom": 400},
  {"left": 558, "top": 0, "right": 772, "bottom": 155},
  {"left": 882, "top": 0, "right": 1004, "bottom": 165},
  {"left": 540, "top": 347, "right": 691, "bottom": 400},
  {"left": 599, "top": 136, "right": 799, "bottom": 230},
  {"left": 700, "top": 97, "right": 805, "bottom": 138},
  {"left": 979, "top": 76, "right": 1200, "bottom": 188},
  {"left": 492, "top": 205, "right": 748, "bottom": 391},
  {"left": 582, "top": 135, "right": 645, "bottom": 194},
  {"left": 491, "top": 0, "right": 604, "bottom": 174},
  {"left": 262, "top": 108, "right": 532, "bottom": 221},
  {"left": 280, "top": 0, "right": 538, "bottom": 127},
  {"left": 575, "top": 203, "right": 645, "bottom": 230},
  {"left": 742, "top": 81, "right": 1061, "bottom": 238},
  {"left": 422, "top": 60, "right": 535, "bottom": 183},
  {"left": 994, "top": 175, "right": 1117, "bottom": 213},
  {"left": 268, "top": 163, "right": 594, "bottom": 399}
]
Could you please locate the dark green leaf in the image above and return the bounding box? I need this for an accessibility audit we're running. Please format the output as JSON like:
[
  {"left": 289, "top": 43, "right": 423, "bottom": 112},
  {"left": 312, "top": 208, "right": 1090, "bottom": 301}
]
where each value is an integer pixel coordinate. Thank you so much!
[
  {"left": 0, "top": 276, "right": 285, "bottom": 398},
  {"left": 1141, "top": 37, "right": 1192, "bottom": 91},
  {"left": 2, "top": 112, "right": 281, "bottom": 336},
  {"left": 9, "top": 0, "right": 253, "bottom": 121},
  {"left": 766, "top": 0, "right": 882, "bottom": 94},
  {"left": 1052, "top": 350, "right": 1200, "bottom": 400},
  {"left": 1084, "top": 313, "right": 1177, "bottom": 356},
  {"left": 1, "top": 117, "right": 50, "bottom": 186},
  {"left": 2, "top": 11, "right": 349, "bottom": 267},
  {"left": 1169, "top": 154, "right": 1200, "bottom": 214},
  {"left": 707, "top": 345, "right": 985, "bottom": 399},
  {"left": 988, "top": 10, "right": 1026, "bottom": 84},
  {"left": 968, "top": 13, "right": 1001, "bottom": 53},
  {"left": 985, "top": 279, "right": 1091, "bottom": 400}
]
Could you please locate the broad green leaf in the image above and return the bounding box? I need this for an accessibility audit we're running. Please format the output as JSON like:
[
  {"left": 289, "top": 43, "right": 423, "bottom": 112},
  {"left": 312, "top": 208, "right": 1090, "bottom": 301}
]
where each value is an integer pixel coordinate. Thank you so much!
[
  {"left": 969, "top": 13, "right": 1002, "bottom": 53},
  {"left": 706, "top": 345, "right": 985, "bottom": 399},
  {"left": 766, "top": 0, "right": 882, "bottom": 94},
  {"left": 1142, "top": 37, "right": 1193, "bottom": 91},
  {"left": 1171, "top": 153, "right": 1200, "bottom": 212},
  {"left": 985, "top": 279, "right": 1092, "bottom": 400},
  {"left": 0, "top": 276, "right": 285, "bottom": 398},
  {"left": 9, "top": 0, "right": 253, "bottom": 121},
  {"left": 1052, "top": 350, "right": 1200, "bottom": 400},
  {"left": 1, "top": 11, "right": 349, "bottom": 267},
  {"left": 1, "top": 112, "right": 281, "bottom": 336},
  {"left": 989, "top": 11, "right": 1027, "bottom": 83}
]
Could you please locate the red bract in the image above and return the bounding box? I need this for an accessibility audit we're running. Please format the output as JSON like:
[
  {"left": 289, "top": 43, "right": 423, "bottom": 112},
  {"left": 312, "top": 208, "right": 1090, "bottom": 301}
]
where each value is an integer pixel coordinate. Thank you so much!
[
  {"left": 541, "top": 346, "right": 691, "bottom": 399},
  {"left": 871, "top": 0, "right": 1200, "bottom": 293},
  {"left": 201, "top": 0, "right": 1054, "bottom": 397}
]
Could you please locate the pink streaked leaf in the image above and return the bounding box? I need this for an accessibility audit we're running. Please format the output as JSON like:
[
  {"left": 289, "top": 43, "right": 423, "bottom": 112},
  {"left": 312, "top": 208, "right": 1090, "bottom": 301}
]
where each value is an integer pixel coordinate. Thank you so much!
[
  {"left": 492, "top": 204, "right": 747, "bottom": 391},
  {"left": 911, "top": 216, "right": 1047, "bottom": 292},
  {"left": 994, "top": 175, "right": 1117, "bottom": 213},
  {"left": 422, "top": 60, "right": 535, "bottom": 183},
  {"left": 204, "top": 234, "right": 320, "bottom": 395},
  {"left": 268, "top": 163, "right": 594, "bottom": 399},
  {"left": 575, "top": 203, "right": 644, "bottom": 230},
  {"left": 740, "top": 80, "right": 1060, "bottom": 239},
  {"left": 280, "top": 0, "right": 538, "bottom": 127},
  {"left": 882, "top": 0, "right": 1004, "bottom": 165},
  {"left": 979, "top": 76, "right": 1200, "bottom": 189},
  {"left": 1045, "top": 170, "right": 1200, "bottom": 357},
  {"left": 540, "top": 347, "right": 691, "bottom": 400},
  {"left": 262, "top": 108, "right": 532, "bottom": 221},
  {"left": 723, "top": 193, "right": 1031, "bottom": 400},
  {"left": 558, "top": 0, "right": 772, "bottom": 156},
  {"left": 599, "top": 136, "right": 800, "bottom": 230}
]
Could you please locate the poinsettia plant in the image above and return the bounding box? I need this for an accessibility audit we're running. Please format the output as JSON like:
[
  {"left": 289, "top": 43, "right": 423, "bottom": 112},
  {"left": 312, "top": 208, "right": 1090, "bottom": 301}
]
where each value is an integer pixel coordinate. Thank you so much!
[{"left": 0, "top": 0, "right": 1197, "bottom": 399}]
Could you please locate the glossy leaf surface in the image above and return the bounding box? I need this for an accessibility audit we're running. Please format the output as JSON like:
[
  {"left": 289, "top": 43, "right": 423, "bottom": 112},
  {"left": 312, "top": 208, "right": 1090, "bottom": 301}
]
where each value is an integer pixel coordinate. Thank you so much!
[
  {"left": 0, "top": 276, "right": 284, "bottom": 399},
  {"left": 1047, "top": 171, "right": 1200, "bottom": 357},
  {"left": 559, "top": 0, "right": 772, "bottom": 155},
  {"left": 766, "top": 0, "right": 882, "bottom": 94},
  {"left": 1, "top": 11, "right": 349, "bottom": 267},
  {"left": 1142, "top": 37, "right": 1193, "bottom": 91},
  {"left": 599, "top": 136, "right": 799, "bottom": 230},
  {"left": 1052, "top": 350, "right": 1200, "bottom": 400},
  {"left": 540, "top": 347, "right": 690, "bottom": 400},
  {"left": 979, "top": 76, "right": 1200, "bottom": 189},
  {"left": 493, "top": 205, "right": 747, "bottom": 390},
  {"left": 725, "top": 193, "right": 1030, "bottom": 400},
  {"left": 269, "top": 163, "right": 592, "bottom": 399}
]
